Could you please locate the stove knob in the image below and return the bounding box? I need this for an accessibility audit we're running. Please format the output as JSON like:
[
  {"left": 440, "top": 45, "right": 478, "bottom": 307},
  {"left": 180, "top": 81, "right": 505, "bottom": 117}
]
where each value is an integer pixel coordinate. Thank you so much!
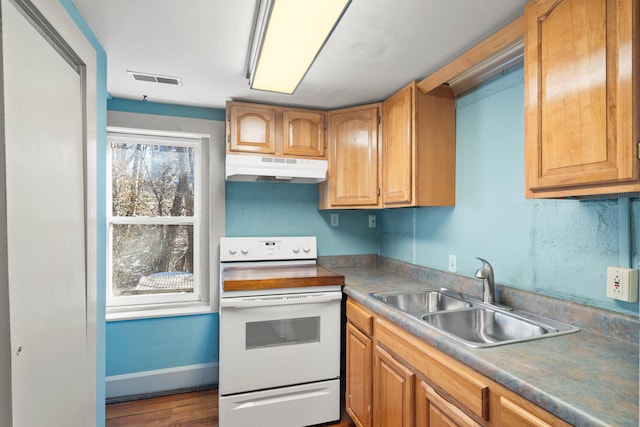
[
  {"left": 303, "top": 245, "right": 311, "bottom": 253},
  {"left": 241, "top": 244, "right": 249, "bottom": 255},
  {"left": 228, "top": 245, "right": 237, "bottom": 255},
  {"left": 292, "top": 245, "right": 300, "bottom": 253}
]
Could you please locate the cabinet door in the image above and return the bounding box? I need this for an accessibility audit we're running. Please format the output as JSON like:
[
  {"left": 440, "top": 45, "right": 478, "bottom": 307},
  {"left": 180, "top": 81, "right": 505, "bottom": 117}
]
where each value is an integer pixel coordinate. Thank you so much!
[
  {"left": 346, "top": 323, "right": 373, "bottom": 427},
  {"left": 382, "top": 84, "right": 413, "bottom": 205},
  {"left": 282, "top": 110, "right": 325, "bottom": 158},
  {"left": 327, "top": 105, "right": 380, "bottom": 207},
  {"left": 416, "top": 381, "right": 481, "bottom": 427},
  {"left": 228, "top": 103, "right": 277, "bottom": 155},
  {"left": 524, "top": 0, "right": 639, "bottom": 197},
  {"left": 373, "top": 345, "right": 414, "bottom": 427}
]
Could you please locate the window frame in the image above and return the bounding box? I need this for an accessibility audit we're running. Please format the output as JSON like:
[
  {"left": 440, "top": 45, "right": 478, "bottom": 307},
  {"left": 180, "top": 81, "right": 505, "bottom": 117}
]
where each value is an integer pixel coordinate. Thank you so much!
[{"left": 106, "top": 129, "right": 208, "bottom": 311}]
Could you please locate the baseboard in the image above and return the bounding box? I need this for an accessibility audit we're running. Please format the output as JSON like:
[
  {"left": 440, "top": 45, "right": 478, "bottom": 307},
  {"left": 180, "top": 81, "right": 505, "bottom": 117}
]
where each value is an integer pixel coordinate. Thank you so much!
[{"left": 106, "top": 362, "right": 218, "bottom": 399}]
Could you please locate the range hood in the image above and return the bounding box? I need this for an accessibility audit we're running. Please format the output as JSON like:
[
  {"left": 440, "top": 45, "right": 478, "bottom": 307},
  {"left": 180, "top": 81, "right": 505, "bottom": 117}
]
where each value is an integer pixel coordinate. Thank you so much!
[{"left": 225, "top": 154, "right": 328, "bottom": 184}]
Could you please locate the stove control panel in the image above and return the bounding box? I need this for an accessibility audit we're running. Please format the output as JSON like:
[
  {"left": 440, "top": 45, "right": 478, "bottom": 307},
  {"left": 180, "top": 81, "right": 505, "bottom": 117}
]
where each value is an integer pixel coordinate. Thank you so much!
[{"left": 220, "top": 236, "right": 317, "bottom": 262}]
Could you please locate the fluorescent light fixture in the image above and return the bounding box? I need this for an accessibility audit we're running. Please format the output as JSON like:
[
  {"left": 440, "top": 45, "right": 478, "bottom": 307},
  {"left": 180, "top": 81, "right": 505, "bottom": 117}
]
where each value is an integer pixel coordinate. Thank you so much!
[{"left": 247, "top": 0, "right": 351, "bottom": 94}]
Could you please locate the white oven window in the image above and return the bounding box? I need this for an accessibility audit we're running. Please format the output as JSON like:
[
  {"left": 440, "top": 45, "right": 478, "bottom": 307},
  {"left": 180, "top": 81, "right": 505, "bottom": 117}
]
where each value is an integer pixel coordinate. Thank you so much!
[{"left": 246, "top": 316, "right": 321, "bottom": 349}]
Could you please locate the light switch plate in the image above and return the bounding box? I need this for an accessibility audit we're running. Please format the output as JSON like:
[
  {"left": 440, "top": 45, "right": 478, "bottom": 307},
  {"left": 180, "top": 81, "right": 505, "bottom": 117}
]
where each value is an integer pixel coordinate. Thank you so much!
[
  {"left": 330, "top": 213, "right": 339, "bottom": 227},
  {"left": 606, "top": 266, "right": 639, "bottom": 302}
]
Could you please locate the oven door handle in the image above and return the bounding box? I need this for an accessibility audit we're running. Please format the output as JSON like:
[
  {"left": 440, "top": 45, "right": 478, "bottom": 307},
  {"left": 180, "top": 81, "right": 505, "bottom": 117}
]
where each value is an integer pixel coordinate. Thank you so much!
[{"left": 220, "top": 291, "right": 342, "bottom": 309}]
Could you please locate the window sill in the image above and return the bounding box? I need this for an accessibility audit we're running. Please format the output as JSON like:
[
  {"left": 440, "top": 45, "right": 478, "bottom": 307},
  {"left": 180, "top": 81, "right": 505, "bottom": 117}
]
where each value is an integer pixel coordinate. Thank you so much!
[{"left": 106, "top": 301, "right": 215, "bottom": 321}]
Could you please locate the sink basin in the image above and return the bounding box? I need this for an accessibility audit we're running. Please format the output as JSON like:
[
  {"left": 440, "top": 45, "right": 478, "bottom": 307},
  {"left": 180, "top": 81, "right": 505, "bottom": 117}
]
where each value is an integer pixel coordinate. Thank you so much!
[
  {"left": 370, "top": 288, "right": 579, "bottom": 347},
  {"left": 371, "top": 289, "right": 472, "bottom": 317},
  {"left": 422, "top": 307, "right": 579, "bottom": 348}
]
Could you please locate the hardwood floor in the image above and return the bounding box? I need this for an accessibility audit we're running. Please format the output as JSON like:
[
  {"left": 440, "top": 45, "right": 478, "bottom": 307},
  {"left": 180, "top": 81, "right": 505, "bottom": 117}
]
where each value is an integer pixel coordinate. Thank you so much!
[
  {"left": 106, "top": 390, "right": 217, "bottom": 426},
  {"left": 106, "top": 389, "right": 354, "bottom": 427}
]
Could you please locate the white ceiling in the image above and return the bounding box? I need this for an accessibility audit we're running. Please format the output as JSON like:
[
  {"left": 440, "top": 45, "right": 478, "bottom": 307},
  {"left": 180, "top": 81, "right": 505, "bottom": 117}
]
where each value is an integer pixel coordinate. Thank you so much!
[{"left": 72, "top": 0, "right": 527, "bottom": 110}]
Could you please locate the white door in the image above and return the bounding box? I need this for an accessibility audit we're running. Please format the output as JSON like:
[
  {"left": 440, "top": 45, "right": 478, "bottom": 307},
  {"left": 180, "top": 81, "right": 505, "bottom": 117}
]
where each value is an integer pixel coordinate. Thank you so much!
[{"left": 2, "top": 0, "right": 90, "bottom": 425}]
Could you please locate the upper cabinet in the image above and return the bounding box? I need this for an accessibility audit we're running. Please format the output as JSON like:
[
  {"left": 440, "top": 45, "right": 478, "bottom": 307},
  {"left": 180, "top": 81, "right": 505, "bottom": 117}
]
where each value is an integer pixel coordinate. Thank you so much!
[
  {"left": 226, "top": 101, "right": 326, "bottom": 159},
  {"left": 319, "top": 83, "right": 456, "bottom": 210},
  {"left": 282, "top": 110, "right": 325, "bottom": 157},
  {"left": 227, "top": 102, "right": 277, "bottom": 155},
  {"left": 524, "top": 0, "right": 639, "bottom": 198},
  {"left": 382, "top": 82, "right": 456, "bottom": 207},
  {"left": 319, "top": 104, "right": 381, "bottom": 209}
]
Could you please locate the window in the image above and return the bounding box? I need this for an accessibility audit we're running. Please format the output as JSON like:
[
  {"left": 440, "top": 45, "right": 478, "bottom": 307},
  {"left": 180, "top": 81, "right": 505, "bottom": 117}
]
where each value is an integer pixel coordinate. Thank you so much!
[{"left": 107, "top": 131, "right": 206, "bottom": 309}]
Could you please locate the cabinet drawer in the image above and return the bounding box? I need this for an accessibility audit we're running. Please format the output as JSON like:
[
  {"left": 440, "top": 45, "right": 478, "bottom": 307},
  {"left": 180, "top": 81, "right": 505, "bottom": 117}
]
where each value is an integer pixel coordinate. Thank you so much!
[
  {"left": 500, "top": 396, "right": 551, "bottom": 426},
  {"left": 498, "top": 395, "right": 571, "bottom": 427},
  {"left": 376, "top": 317, "right": 489, "bottom": 421},
  {"left": 347, "top": 298, "right": 374, "bottom": 336},
  {"left": 417, "top": 380, "right": 481, "bottom": 427}
]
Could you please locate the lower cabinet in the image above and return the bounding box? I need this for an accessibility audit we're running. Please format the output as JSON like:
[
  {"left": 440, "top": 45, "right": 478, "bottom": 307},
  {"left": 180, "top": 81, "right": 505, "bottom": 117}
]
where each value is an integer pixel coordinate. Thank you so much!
[
  {"left": 498, "top": 396, "right": 553, "bottom": 427},
  {"left": 346, "top": 322, "right": 373, "bottom": 427},
  {"left": 345, "top": 297, "right": 571, "bottom": 427},
  {"left": 373, "top": 345, "right": 414, "bottom": 427},
  {"left": 416, "top": 380, "right": 481, "bottom": 427},
  {"left": 346, "top": 298, "right": 374, "bottom": 427}
]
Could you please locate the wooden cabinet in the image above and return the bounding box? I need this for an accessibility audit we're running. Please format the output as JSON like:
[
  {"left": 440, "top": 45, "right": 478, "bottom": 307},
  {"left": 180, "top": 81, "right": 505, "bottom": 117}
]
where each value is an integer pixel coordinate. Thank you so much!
[
  {"left": 346, "top": 299, "right": 374, "bottom": 427},
  {"left": 227, "top": 102, "right": 277, "bottom": 155},
  {"left": 281, "top": 109, "right": 325, "bottom": 157},
  {"left": 524, "top": 0, "right": 639, "bottom": 198},
  {"left": 373, "top": 345, "right": 415, "bottom": 427},
  {"left": 319, "top": 104, "right": 381, "bottom": 209},
  {"left": 382, "top": 82, "right": 456, "bottom": 207},
  {"left": 416, "top": 380, "right": 481, "bottom": 427},
  {"left": 226, "top": 101, "right": 326, "bottom": 159},
  {"left": 375, "top": 316, "right": 489, "bottom": 424},
  {"left": 498, "top": 396, "right": 553, "bottom": 427},
  {"left": 345, "top": 297, "right": 571, "bottom": 427},
  {"left": 382, "top": 84, "right": 413, "bottom": 205},
  {"left": 346, "top": 323, "right": 373, "bottom": 427},
  {"left": 319, "top": 82, "right": 456, "bottom": 210}
]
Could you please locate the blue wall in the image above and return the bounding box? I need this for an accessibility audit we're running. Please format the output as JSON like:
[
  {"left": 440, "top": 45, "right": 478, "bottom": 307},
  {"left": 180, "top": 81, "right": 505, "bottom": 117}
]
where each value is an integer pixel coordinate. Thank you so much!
[
  {"left": 106, "top": 315, "right": 218, "bottom": 375},
  {"left": 226, "top": 182, "right": 379, "bottom": 255},
  {"left": 108, "top": 97, "right": 225, "bottom": 121},
  {"left": 380, "top": 64, "right": 639, "bottom": 316}
]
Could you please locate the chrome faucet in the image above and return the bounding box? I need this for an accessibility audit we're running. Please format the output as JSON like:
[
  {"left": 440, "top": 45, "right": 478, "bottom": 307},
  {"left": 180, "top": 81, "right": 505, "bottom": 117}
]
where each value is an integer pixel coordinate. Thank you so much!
[{"left": 475, "top": 257, "right": 495, "bottom": 304}]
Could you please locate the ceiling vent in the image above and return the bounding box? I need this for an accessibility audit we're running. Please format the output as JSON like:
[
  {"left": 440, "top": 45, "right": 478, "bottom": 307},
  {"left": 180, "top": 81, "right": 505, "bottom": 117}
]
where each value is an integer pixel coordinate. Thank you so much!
[{"left": 127, "top": 71, "right": 182, "bottom": 86}]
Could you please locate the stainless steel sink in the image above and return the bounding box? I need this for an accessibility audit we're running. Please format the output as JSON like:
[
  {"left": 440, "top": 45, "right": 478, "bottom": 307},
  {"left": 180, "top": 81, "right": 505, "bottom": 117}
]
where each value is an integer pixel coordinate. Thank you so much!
[
  {"left": 422, "top": 307, "right": 579, "bottom": 347},
  {"left": 371, "top": 288, "right": 579, "bottom": 347},
  {"left": 371, "top": 289, "right": 471, "bottom": 317}
]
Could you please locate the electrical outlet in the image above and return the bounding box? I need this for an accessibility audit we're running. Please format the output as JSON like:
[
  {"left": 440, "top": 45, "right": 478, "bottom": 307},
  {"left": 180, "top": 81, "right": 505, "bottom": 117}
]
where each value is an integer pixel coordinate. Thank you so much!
[
  {"left": 368, "top": 215, "right": 376, "bottom": 228},
  {"left": 606, "top": 266, "right": 639, "bottom": 302},
  {"left": 448, "top": 254, "right": 457, "bottom": 273},
  {"left": 330, "top": 213, "right": 339, "bottom": 227}
]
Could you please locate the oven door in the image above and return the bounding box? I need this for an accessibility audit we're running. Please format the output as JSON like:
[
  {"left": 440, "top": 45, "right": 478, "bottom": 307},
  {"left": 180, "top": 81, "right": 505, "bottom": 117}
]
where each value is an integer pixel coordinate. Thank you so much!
[{"left": 218, "top": 290, "right": 342, "bottom": 395}]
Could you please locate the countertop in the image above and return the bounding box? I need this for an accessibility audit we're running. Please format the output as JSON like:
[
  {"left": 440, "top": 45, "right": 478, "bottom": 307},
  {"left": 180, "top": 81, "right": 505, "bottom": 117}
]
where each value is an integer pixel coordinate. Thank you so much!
[
  {"left": 222, "top": 264, "right": 344, "bottom": 291},
  {"left": 335, "top": 265, "right": 639, "bottom": 427}
]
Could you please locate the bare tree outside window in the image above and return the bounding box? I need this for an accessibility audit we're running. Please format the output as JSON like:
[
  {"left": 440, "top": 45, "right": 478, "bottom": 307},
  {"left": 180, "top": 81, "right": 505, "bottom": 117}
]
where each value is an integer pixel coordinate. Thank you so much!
[{"left": 108, "top": 138, "right": 200, "bottom": 303}]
